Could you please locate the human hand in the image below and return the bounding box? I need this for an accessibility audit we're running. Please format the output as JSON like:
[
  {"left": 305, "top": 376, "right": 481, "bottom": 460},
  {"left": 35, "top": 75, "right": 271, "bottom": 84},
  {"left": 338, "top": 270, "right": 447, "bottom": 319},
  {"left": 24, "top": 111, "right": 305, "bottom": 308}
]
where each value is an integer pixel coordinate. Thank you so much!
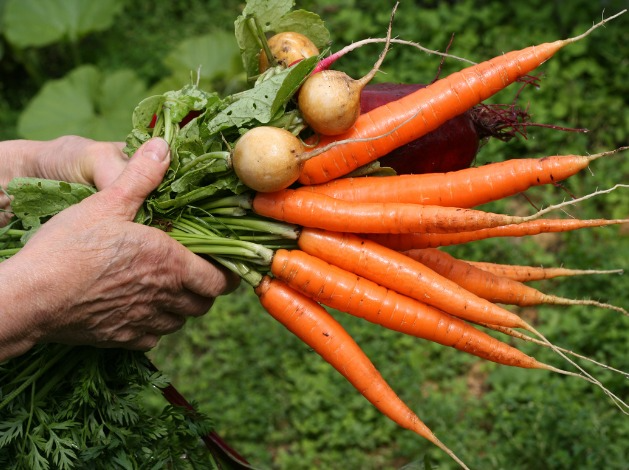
[
  {"left": 29, "top": 135, "right": 129, "bottom": 190},
  {"left": 1, "top": 136, "right": 129, "bottom": 226},
  {"left": 0, "top": 138, "right": 238, "bottom": 360}
]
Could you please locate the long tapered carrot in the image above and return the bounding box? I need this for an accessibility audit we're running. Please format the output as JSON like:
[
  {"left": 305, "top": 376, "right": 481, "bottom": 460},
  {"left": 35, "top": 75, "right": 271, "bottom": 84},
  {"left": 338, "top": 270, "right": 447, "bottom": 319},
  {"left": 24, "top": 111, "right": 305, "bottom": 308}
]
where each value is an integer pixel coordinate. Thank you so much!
[
  {"left": 297, "top": 149, "right": 626, "bottom": 207},
  {"left": 465, "top": 260, "right": 624, "bottom": 282},
  {"left": 271, "top": 248, "right": 558, "bottom": 369},
  {"left": 254, "top": 276, "right": 469, "bottom": 469},
  {"left": 298, "top": 12, "right": 625, "bottom": 185},
  {"left": 253, "top": 189, "right": 537, "bottom": 234},
  {"left": 365, "top": 218, "right": 628, "bottom": 250},
  {"left": 296, "top": 228, "right": 528, "bottom": 329},
  {"left": 404, "top": 248, "right": 628, "bottom": 316},
  {"left": 476, "top": 323, "right": 629, "bottom": 379}
]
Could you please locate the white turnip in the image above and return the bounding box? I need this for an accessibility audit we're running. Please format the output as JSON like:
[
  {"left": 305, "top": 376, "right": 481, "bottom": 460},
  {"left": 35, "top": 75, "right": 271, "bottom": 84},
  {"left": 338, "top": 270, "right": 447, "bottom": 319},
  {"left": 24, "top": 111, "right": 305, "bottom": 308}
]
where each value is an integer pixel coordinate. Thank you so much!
[
  {"left": 258, "top": 32, "right": 320, "bottom": 73},
  {"left": 297, "top": 4, "right": 396, "bottom": 136},
  {"left": 232, "top": 126, "right": 305, "bottom": 192}
]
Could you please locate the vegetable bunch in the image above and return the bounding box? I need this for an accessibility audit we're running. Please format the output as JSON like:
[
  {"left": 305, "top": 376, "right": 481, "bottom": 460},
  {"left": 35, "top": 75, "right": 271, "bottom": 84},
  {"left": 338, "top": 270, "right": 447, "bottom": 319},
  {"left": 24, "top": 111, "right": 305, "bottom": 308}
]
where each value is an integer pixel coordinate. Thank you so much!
[{"left": 1, "top": 2, "right": 628, "bottom": 468}]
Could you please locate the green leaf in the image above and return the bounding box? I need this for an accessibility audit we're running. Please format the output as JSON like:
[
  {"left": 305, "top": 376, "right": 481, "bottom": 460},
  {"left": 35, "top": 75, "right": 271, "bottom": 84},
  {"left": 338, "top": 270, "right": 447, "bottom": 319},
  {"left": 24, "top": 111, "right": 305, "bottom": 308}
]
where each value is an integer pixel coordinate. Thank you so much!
[
  {"left": 235, "top": 0, "right": 295, "bottom": 78},
  {"left": 234, "top": 2, "right": 328, "bottom": 78},
  {"left": 6, "top": 178, "right": 96, "bottom": 231},
  {"left": 274, "top": 10, "right": 330, "bottom": 49},
  {"left": 206, "top": 56, "right": 316, "bottom": 134},
  {"left": 2, "top": 0, "right": 124, "bottom": 48},
  {"left": 163, "top": 85, "right": 219, "bottom": 124},
  {"left": 0, "top": 410, "right": 27, "bottom": 447},
  {"left": 17, "top": 65, "right": 147, "bottom": 141}
]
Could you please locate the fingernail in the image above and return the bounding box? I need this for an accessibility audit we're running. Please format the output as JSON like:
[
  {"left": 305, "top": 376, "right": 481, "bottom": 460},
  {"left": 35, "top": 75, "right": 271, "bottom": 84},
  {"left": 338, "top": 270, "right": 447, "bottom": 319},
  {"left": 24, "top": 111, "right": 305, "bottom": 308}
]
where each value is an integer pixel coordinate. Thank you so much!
[{"left": 142, "top": 138, "right": 169, "bottom": 163}]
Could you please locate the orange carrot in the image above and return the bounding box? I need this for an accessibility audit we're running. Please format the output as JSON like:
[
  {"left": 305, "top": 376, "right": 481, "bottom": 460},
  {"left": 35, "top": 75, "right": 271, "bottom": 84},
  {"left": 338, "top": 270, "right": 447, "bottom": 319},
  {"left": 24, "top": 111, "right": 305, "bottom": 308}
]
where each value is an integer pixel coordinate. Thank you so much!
[
  {"left": 364, "top": 218, "right": 628, "bottom": 250},
  {"left": 254, "top": 276, "right": 469, "bottom": 468},
  {"left": 296, "top": 149, "right": 625, "bottom": 207},
  {"left": 271, "top": 248, "right": 555, "bottom": 369},
  {"left": 404, "top": 248, "right": 628, "bottom": 315},
  {"left": 476, "top": 323, "right": 629, "bottom": 379},
  {"left": 296, "top": 228, "right": 528, "bottom": 329},
  {"left": 464, "top": 260, "right": 624, "bottom": 282},
  {"left": 253, "top": 189, "right": 537, "bottom": 234},
  {"left": 298, "top": 13, "right": 625, "bottom": 185}
]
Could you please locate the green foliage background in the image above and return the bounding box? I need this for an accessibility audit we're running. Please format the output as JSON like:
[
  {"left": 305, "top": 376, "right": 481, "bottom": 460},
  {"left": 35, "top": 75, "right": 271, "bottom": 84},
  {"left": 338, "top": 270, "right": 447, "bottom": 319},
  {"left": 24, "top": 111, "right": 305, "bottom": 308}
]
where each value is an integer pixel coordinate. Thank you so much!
[{"left": 1, "top": 0, "right": 628, "bottom": 468}]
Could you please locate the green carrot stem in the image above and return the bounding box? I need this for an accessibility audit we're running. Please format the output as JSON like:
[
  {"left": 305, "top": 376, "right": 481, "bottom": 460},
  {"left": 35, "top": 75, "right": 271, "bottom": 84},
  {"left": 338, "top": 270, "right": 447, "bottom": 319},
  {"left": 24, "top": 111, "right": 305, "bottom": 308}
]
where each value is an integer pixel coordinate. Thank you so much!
[
  {"left": 212, "top": 256, "right": 263, "bottom": 286},
  {"left": 0, "top": 345, "right": 72, "bottom": 412},
  {"left": 197, "top": 194, "right": 253, "bottom": 211},
  {"left": 201, "top": 207, "right": 248, "bottom": 216},
  {"left": 169, "top": 232, "right": 274, "bottom": 264},
  {"left": 176, "top": 243, "right": 271, "bottom": 265},
  {"left": 169, "top": 218, "right": 210, "bottom": 235},
  {"left": 32, "top": 348, "right": 85, "bottom": 403},
  {"left": 197, "top": 216, "right": 300, "bottom": 238}
]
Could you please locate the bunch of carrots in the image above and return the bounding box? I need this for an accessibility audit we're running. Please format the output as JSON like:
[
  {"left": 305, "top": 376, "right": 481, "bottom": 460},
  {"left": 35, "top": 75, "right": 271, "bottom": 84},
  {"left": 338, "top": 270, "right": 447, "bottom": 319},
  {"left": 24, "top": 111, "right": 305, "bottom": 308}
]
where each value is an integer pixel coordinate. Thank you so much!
[
  {"left": 2, "top": 4, "right": 628, "bottom": 469},
  {"left": 159, "top": 8, "right": 629, "bottom": 468}
]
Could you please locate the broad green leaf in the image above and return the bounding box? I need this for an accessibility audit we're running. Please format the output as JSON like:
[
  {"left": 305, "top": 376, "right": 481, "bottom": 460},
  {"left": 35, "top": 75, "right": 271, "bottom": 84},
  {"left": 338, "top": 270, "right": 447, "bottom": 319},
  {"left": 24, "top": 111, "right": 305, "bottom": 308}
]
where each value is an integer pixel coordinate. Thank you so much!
[
  {"left": 241, "top": 0, "right": 294, "bottom": 29},
  {"left": 131, "top": 95, "right": 166, "bottom": 130},
  {"left": 6, "top": 178, "right": 96, "bottom": 230},
  {"left": 163, "top": 30, "right": 243, "bottom": 83},
  {"left": 2, "top": 0, "right": 124, "bottom": 48},
  {"left": 163, "top": 85, "right": 218, "bottom": 124},
  {"left": 274, "top": 10, "right": 330, "bottom": 49},
  {"left": 17, "top": 65, "right": 147, "bottom": 141},
  {"left": 206, "top": 56, "right": 316, "bottom": 134},
  {"left": 235, "top": 0, "right": 296, "bottom": 79},
  {"left": 234, "top": 1, "right": 329, "bottom": 78}
]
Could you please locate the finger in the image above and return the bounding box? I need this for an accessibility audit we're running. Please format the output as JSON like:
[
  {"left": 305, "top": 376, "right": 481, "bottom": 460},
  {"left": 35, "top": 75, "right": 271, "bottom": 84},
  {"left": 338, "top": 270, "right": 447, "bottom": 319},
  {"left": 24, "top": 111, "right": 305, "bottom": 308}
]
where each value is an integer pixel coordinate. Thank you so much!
[
  {"left": 88, "top": 328, "right": 160, "bottom": 351},
  {"left": 99, "top": 137, "right": 171, "bottom": 219},
  {"left": 164, "top": 290, "right": 216, "bottom": 318},
  {"left": 76, "top": 140, "right": 128, "bottom": 189},
  {"left": 128, "top": 333, "right": 161, "bottom": 351},
  {"left": 91, "top": 145, "right": 129, "bottom": 190},
  {"left": 143, "top": 312, "right": 187, "bottom": 335},
  {"left": 177, "top": 246, "right": 241, "bottom": 298}
]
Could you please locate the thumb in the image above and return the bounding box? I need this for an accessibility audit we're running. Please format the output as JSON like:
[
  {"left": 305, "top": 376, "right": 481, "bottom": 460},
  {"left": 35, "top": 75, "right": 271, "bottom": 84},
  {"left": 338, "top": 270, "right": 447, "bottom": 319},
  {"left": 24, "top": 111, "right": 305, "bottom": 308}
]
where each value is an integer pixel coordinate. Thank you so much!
[{"left": 99, "top": 137, "right": 170, "bottom": 219}]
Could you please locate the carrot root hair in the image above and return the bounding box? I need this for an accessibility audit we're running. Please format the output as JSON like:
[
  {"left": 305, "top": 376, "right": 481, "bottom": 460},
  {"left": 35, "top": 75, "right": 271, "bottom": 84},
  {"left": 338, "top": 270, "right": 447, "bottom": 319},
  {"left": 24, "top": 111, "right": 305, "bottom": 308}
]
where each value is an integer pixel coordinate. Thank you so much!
[
  {"left": 521, "top": 323, "right": 629, "bottom": 414},
  {"left": 522, "top": 184, "right": 629, "bottom": 222},
  {"left": 479, "top": 323, "right": 629, "bottom": 379}
]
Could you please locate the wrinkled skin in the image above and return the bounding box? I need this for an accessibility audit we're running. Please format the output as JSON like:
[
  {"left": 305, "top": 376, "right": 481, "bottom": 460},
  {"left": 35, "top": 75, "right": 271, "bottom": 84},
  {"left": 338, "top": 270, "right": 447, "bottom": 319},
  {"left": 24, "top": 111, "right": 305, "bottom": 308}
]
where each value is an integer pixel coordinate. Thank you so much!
[{"left": 0, "top": 137, "right": 238, "bottom": 362}]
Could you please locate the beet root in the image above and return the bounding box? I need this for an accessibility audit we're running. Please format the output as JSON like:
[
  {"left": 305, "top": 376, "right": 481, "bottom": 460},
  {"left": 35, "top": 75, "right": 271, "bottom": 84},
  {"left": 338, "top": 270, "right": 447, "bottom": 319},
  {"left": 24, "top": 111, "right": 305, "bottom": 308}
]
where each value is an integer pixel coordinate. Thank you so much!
[{"left": 359, "top": 83, "right": 480, "bottom": 174}]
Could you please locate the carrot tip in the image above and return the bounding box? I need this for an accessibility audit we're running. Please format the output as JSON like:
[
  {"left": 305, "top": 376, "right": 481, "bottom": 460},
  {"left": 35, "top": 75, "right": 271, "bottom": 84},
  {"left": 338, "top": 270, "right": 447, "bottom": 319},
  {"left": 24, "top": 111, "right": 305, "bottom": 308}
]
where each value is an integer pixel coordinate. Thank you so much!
[
  {"left": 564, "top": 9, "right": 627, "bottom": 45},
  {"left": 430, "top": 435, "right": 471, "bottom": 470},
  {"left": 587, "top": 145, "right": 629, "bottom": 162}
]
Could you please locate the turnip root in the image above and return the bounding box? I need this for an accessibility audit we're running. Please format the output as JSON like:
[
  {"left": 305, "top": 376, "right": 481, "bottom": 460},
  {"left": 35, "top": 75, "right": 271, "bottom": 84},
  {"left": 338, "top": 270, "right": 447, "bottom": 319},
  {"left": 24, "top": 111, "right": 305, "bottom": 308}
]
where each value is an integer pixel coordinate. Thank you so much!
[
  {"left": 258, "top": 32, "right": 320, "bottom": 73},
  {"left": 297, "top": 4, "right": 397, "bottom": 136},
  {"left": 232, "top": 126, "right": 305, "bottom": 192}
]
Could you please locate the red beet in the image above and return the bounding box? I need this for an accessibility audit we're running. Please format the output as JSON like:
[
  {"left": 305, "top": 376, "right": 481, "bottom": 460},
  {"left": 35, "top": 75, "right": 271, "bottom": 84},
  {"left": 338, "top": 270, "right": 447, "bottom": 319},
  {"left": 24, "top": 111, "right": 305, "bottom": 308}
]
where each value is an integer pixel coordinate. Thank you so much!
[{"left": 360, "top": 83, "right": 480, "bottom": 174}]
